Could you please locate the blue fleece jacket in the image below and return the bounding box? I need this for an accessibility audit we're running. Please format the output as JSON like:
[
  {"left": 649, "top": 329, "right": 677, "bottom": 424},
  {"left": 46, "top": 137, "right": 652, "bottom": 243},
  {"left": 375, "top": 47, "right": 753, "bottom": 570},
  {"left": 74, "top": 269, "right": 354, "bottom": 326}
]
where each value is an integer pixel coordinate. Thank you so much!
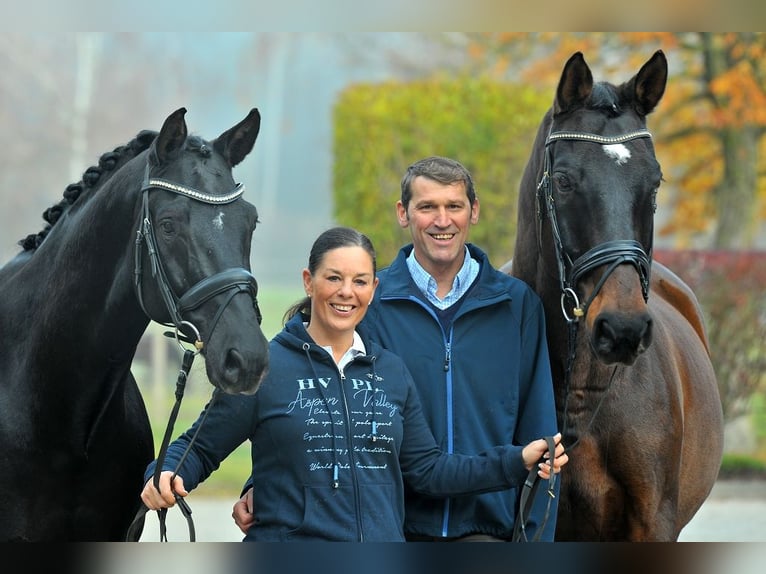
[
  {"left": 362, "top": 243, "right": 559, "bottom": 540},
  {"left": 145, "top": 314, "right": 531, "bottom": 541}
]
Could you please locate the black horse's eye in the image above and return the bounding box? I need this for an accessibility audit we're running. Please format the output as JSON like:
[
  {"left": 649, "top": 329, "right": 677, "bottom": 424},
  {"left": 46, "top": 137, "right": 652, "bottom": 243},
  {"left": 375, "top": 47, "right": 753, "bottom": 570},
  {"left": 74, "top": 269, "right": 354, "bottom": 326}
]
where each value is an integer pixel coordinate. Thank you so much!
[
  {"left": 553, "top": 173, "right": 573, "bottom": 192},
  {"left": 159, "top": 220, "right": 175, "bottom": 235}
]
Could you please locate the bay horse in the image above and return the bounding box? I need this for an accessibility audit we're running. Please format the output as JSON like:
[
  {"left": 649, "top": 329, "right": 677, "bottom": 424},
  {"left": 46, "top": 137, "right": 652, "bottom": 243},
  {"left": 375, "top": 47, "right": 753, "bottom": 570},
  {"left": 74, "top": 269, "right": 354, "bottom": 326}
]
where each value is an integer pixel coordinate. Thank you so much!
[
  {"left": 0, "top": 108, "right": 270, "bottom": 541},
  {"left": 506, "top": 50, "right": 724, "bottom": 540}
]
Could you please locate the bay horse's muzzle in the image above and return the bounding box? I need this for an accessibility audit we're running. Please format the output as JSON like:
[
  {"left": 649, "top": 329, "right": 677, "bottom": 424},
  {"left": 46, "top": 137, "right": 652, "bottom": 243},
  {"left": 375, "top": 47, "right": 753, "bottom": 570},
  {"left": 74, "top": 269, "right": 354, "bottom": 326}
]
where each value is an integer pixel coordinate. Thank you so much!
[{"left": 584, "top": 263, "right": 653, "bottom": 365}]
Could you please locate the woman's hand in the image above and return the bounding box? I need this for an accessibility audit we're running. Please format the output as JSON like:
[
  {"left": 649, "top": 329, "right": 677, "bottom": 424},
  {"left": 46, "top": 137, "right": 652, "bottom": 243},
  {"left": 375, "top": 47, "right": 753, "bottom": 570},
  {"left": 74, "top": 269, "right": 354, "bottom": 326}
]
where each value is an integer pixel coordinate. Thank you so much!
[{"left": 140, "top": 471, "right": 188, "bottom": 510}]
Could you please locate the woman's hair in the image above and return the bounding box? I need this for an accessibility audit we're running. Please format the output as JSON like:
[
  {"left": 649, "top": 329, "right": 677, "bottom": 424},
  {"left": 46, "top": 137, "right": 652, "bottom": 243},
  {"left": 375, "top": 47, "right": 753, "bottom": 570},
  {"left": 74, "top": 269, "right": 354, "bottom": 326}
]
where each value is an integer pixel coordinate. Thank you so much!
[{"left": 283, "top": 226, "right": 377, "bottom": 323}]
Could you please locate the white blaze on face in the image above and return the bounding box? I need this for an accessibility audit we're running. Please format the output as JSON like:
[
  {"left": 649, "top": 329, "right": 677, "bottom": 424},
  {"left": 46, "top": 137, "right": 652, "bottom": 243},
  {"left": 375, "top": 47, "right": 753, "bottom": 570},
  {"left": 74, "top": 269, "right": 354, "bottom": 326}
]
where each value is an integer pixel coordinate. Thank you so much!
[
  {"left": 603, "top": 143, "right": 631, "bottom": 165},
  {"left": 213, "top": 211, "right": 225, "bottom": 230}
]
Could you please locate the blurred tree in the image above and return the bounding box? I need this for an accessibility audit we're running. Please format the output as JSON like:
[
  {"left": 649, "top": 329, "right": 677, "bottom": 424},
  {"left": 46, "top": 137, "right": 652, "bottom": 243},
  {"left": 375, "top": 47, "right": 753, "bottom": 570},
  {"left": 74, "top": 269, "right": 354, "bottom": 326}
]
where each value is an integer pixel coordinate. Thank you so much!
[
  {"left": 655, "top": 250, "right": 766, "bottom": 422},
  {"left": 0, "top": 34, "right": 201, "bottom": 263},
  {"left": 0, "top": 34, "right": 76, "bottom": 262}
]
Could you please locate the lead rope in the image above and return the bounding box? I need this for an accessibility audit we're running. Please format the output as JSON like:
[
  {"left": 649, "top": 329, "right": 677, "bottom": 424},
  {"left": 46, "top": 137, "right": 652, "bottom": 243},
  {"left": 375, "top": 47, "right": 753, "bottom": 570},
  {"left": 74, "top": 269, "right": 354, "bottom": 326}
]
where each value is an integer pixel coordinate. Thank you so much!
[
  {"left": 154, "top": 349, "right": 196, "bottom": 541},
  {"left": 126, "top": 348, "right": 198, "bottom": 542},
  {"left": 511, "top": 311, "right": 618, "bottom": 542},
  {"left": 512, "top": 435, "right": 558, "bottom": 542}
]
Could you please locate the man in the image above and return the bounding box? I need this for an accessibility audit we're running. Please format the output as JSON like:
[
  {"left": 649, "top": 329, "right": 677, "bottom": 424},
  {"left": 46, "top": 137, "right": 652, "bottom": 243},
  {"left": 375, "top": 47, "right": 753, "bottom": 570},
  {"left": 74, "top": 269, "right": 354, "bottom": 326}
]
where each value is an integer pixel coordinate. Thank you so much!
[{"left": 233, "top": 156, "right": 560, "bottom": 541}]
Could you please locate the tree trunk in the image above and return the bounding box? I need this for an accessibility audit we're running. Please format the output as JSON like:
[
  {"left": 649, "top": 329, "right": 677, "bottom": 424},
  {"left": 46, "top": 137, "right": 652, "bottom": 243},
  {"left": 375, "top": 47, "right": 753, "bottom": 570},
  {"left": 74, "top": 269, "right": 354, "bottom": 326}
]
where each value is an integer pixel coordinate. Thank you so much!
[{"left": 713, "top": 125, "right": 760, "bottom": 248}]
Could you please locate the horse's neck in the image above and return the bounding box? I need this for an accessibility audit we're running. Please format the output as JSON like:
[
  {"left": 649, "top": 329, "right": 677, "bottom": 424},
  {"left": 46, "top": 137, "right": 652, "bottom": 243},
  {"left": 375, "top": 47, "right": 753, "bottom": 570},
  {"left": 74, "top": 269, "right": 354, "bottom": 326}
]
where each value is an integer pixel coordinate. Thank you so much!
[
  {"left": 511, "top": 136, "right": 547, "bottom": 286},
  {"left": 11, "top": 185, "right": 148, "bottom": 353}
]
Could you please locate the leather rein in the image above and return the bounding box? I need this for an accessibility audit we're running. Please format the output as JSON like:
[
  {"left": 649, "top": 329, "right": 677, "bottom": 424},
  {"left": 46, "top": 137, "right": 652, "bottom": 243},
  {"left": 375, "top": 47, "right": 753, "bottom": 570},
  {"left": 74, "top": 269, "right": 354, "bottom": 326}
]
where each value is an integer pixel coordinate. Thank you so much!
[
  {"left": 512, "top": 127, "right": 655, "bottom": 541},
  {"left": 125, "top": 165, "right": 261, "bottom": 542}
]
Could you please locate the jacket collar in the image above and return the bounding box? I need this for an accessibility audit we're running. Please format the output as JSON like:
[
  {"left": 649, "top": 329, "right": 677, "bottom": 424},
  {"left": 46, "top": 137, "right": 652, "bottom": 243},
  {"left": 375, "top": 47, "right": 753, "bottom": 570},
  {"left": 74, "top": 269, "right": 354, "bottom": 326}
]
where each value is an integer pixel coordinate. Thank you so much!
[{"left": 378, "top": 243, "right": 509, "bottom": 302}]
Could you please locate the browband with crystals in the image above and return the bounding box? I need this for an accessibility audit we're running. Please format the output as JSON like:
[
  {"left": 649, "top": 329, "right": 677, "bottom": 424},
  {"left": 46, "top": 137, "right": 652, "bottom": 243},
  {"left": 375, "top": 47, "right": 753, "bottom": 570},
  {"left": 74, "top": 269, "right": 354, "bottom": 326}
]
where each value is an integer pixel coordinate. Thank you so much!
[
  {"left": 142, "top": 178, "right": 245, "bottom": 204},
  {"left": 546, "top": 129, "right": 652, "bottom": 146}
]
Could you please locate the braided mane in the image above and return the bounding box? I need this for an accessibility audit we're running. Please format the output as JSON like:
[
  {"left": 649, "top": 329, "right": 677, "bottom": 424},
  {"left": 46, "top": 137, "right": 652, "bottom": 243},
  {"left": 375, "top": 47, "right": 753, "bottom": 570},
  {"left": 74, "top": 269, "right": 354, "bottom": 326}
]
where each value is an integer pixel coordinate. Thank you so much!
[{"left": 18, "top": 130, "right": 158, "bottom": 251}]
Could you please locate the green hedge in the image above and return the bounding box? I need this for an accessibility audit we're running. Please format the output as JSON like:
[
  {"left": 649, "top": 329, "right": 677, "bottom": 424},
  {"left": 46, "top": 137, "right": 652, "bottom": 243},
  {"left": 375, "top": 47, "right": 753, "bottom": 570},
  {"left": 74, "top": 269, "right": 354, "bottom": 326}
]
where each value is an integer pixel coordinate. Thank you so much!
[
  {"left": 718, "top": 453, "right": 766, "bottom": 479},
  {"left": 333, "top": 76, "right": 550, "bottom": 268}
]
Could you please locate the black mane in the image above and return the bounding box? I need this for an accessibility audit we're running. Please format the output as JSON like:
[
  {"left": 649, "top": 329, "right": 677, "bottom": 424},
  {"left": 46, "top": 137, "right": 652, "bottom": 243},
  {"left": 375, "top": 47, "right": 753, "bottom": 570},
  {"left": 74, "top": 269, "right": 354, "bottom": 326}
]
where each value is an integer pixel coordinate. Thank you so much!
[{"left": 18, "top": 130, "right": 158, "bottom": 251}]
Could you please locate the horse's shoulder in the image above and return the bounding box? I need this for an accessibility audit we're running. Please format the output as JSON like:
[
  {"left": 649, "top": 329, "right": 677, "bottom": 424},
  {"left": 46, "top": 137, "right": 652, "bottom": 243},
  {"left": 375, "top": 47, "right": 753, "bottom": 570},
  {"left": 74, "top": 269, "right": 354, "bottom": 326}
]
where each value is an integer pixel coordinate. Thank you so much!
[{"left": 651, "top": 261, "right": 710, "bottom": 353}]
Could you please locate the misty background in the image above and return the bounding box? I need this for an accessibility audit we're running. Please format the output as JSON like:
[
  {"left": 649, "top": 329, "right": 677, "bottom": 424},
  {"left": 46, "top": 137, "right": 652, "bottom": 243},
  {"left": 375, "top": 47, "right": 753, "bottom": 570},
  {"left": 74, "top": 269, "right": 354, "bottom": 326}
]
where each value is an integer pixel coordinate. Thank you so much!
[{"left": 0, "top": 33, "right": 476, "bottom": 288}]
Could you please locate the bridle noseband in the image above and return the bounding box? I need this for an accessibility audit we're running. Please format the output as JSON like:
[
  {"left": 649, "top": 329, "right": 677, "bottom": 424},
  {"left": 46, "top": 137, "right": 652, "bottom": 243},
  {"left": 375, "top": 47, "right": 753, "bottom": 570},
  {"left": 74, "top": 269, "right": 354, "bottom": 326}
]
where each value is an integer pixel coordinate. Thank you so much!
[{"left": 536, "top": 128, "right": 654, "bottom": 322}]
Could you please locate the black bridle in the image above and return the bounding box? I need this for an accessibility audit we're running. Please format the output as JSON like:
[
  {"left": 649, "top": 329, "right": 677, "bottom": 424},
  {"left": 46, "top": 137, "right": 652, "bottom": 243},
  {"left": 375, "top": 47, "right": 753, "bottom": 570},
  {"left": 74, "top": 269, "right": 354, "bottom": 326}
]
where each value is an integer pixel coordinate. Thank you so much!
[
  {"left": 513, "top": 128, "right": 656, "bottom": 541},
  {"left": 126, "top": 165, "right": 262, "bottom": 542},
  {"left": 536, "top": 128, "right": 653, "bottom": 322},
  {"left": 133, "top": 167, "right": 262, "bottom": 348}
]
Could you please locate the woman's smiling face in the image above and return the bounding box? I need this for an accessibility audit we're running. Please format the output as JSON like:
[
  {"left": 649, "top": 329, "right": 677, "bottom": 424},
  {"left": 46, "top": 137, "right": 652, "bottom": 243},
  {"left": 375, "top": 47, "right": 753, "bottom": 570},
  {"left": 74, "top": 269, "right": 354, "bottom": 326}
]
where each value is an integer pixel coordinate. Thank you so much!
[{"left": 303, "top": 245, "right": 378, "bottom": 342}]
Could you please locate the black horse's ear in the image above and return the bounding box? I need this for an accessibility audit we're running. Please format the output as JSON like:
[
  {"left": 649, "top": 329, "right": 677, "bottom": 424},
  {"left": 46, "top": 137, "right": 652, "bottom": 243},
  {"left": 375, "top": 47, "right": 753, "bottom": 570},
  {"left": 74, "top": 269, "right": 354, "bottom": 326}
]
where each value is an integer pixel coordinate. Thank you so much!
[
  {"left": 554, "top": 52, "right": 593, "bottom": 115},
  {"left": 213, "top": 108, "right": 261, "bottom": 167},
  {"left": 630, "top": 50, "right": 668, "bottom": 116},
  {"left": 153, "top": 107, "right": 188, "bottom": 164}
]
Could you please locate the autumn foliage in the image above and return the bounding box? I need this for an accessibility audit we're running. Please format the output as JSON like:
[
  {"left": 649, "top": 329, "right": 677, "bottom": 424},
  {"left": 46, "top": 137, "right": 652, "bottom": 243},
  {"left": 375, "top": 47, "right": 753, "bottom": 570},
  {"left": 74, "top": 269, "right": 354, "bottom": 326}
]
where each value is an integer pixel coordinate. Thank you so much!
[
  {"left": 463, "top": 32, "right": 766, "bottom": 249},
  {"left": 654, "top": 249, "right": 766, "bottom": 421}
]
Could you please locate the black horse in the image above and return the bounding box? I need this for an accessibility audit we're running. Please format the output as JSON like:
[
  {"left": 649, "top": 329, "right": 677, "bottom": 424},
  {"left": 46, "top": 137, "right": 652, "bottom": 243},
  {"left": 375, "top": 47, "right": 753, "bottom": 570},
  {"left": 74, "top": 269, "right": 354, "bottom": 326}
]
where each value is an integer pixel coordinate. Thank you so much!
[
  {"left": 506, "top": 51, "right": 723, "bottom": 540},
  {"left": 0, "top": 108, "right": 270, "bottom": 541}
]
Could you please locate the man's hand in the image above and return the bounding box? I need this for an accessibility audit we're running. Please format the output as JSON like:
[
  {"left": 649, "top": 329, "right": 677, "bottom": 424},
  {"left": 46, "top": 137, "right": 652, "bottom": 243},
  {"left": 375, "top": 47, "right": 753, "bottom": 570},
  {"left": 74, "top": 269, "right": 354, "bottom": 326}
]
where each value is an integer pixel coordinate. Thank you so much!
[
  {"left": 232, "top": 487, "right": 255, "bottom": 534},
  {"left": 522, "top": 432, "right": 568, "bottom": 480}
]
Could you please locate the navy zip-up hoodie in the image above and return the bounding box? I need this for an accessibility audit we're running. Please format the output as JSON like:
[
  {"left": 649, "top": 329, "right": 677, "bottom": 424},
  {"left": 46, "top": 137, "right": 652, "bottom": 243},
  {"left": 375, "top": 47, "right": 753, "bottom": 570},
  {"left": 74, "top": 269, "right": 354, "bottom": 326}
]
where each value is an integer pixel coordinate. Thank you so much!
[
  {"left": 145, "top": 314, "right": 531, "bottom": 541},
  {"left": 362, "top": 243, "right": 559, "bottom": 540}
]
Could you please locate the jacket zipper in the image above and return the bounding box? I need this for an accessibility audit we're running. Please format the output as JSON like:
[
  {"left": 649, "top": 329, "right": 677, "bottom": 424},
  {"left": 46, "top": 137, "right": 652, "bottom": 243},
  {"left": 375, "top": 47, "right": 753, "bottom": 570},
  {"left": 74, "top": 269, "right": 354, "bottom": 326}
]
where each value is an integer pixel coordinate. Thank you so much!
[{"left": 442, "top": 328, "right": 454, "bottom": 537}]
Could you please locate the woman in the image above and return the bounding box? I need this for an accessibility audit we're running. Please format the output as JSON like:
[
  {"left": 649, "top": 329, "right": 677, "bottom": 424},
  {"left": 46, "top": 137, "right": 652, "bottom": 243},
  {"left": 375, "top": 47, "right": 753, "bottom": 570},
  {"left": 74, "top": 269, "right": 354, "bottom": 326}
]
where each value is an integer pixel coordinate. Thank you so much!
[{"left": 141, "top": 226, "right": 567, "bottom": 541}]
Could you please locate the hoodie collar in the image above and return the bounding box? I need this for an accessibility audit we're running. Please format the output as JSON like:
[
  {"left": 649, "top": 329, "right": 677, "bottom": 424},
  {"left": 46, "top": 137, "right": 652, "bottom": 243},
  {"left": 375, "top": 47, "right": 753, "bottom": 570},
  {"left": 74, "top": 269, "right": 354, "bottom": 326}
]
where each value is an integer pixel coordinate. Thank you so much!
[
  {"left": 279, "top": 313, "right": 374, "bottom": 362},
  {"left": 318, "top": 328, "right": 366, "bottom": 371}
]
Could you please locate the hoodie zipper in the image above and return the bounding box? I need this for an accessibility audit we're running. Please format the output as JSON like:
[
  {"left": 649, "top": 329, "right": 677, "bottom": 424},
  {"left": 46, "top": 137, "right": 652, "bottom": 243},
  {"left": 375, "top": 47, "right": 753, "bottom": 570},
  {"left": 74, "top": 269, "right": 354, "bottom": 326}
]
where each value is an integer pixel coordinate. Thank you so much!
[
  {"left": 301, "top": 340, "right": 365, "bottom": 541},
  {"left": 338, "top": 368, "right": 365, "bottom": 542}
]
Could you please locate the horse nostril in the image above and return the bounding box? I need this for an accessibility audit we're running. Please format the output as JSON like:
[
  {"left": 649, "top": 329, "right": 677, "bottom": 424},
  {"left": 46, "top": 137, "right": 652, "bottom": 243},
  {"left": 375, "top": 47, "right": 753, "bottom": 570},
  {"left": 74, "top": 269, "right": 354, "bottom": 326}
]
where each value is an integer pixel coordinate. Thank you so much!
[
  {"left": 223, "top": 348, "right": 245, "bottom": 385},
  {"left": 639, "top": 316, "right": 653, "bottom": 350},
  {"left": 593, "top": 312, "right": 653, "bottom": 364}
]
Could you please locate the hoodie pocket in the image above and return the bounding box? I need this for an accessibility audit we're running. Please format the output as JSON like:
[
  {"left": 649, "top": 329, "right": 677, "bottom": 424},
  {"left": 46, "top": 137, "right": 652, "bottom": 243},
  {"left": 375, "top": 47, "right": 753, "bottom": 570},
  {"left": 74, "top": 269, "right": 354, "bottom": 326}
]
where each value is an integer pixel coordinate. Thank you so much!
[
  {"left": 359, "top": 482, "right": 404, "bottom": 542},
  {"left": 284, "top": 485, "right": 357, "bottom": 541}
]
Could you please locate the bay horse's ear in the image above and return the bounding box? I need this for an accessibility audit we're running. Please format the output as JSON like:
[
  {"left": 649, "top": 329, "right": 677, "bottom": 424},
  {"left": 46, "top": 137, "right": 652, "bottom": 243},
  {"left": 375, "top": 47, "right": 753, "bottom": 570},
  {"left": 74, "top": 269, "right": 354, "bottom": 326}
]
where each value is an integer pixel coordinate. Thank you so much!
[
  {"left": 153, "top": 107, "right": 188, "bottom": 165},
  {"left": 554, "top": 52, "right": 593, "bottom": 115},
  {"left": 630, "top": 50, "right": 667, "bottom": 116},
  {"left": 213, "top": 108, "right": 261, "bottom": 167}
]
